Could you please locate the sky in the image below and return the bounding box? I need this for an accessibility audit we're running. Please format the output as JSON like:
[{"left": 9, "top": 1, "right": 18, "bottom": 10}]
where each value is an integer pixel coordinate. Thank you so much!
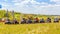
[{"left": 0, "top": 0, "right": 60, "bottom": 15}]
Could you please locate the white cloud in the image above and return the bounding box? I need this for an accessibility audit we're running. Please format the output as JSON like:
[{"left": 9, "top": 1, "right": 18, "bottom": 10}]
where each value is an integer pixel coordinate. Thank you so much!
[
  {"left": 50, "top": 0, "right": 60, "bottom": 2},
  {"left": 9, "top": 0, "right": 60, "bottom": 15},
  {"left": 50, "top": 0, "right": 60, "bottom": 5},
  {"left": 1, "top": 0, "right": 60, "bottom": 15},
  {"left": 30, "top": 0, "right": 40, "bottom": 4},
  {"left": 12, "top": 0, "right": 25, "bottom": 3}
]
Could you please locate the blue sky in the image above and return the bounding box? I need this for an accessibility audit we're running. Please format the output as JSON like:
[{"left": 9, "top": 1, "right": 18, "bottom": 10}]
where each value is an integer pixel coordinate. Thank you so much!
[{"left": 0, "top": 0, "right": 60, "bottom": 15}]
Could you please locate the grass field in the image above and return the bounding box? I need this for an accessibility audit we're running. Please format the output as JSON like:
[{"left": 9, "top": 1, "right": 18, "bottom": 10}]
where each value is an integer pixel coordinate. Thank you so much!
[{"left": 0, "top": 23, "right": 60, "bottom": 34}]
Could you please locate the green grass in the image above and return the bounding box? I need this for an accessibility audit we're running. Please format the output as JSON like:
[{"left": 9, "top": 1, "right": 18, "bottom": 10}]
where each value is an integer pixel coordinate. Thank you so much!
[{"left": 0, "top": 23, "right": 60, "bottom": 34}]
